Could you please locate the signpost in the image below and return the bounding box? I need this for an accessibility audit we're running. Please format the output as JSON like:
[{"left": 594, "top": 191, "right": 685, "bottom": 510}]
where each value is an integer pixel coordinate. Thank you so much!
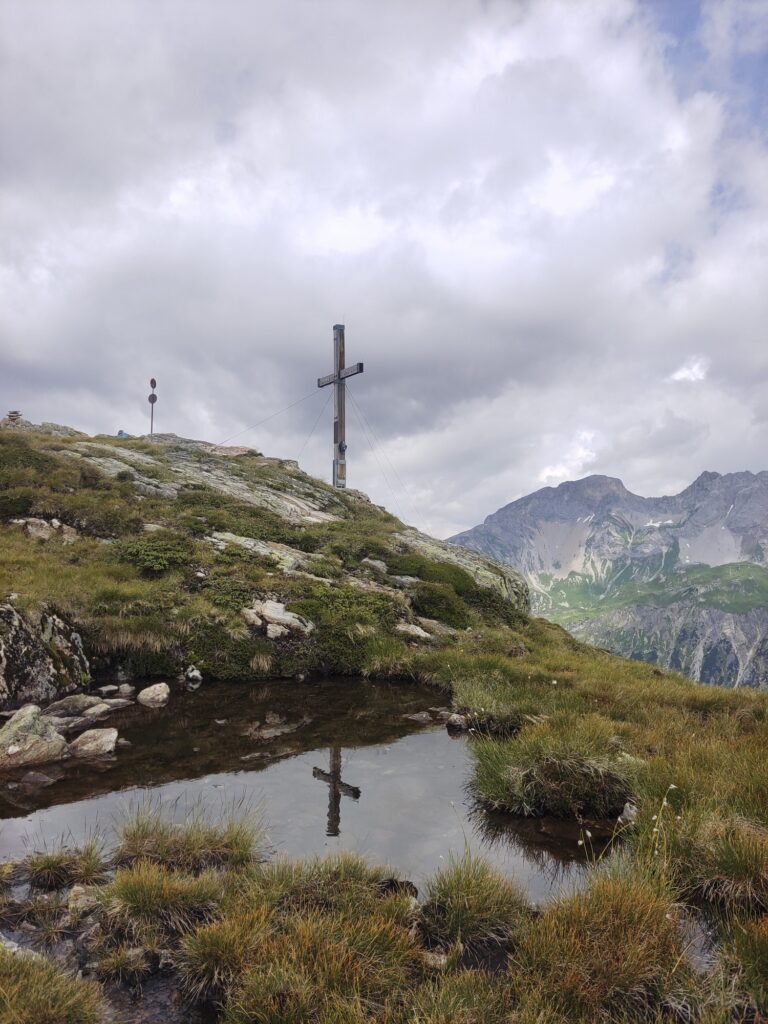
[
  {"left": 317, "top": 325, "right": 364, "bottom": 488},
  {"left": 148, "top": 378, "right": 157, "bottom": 437}
]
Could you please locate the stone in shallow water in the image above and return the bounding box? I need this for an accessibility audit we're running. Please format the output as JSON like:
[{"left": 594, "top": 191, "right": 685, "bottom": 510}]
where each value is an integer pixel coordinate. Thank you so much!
[
  {"left": 44, "top": 694, "right": 103, "bottom": 717},
  {"left": 69, "top": 728, "right": 118, "bottom": 758},
  {"left": 0, "top": 705, "right": 69, "bottom": 768},
  {"left": 137, "top": 683, "right": 170, "bottom": 707},
  {"left": 404, "top": 711, "right": 433, "bottom": 724},
  {"left": 83, "top": 702, "right": 111, "bottom": 718}
]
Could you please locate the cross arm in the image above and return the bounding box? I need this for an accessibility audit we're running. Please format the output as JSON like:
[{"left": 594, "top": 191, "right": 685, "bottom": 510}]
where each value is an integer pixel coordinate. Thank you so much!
[
  {"left": 339, "top": 362, "right": 364, "bottom": 380},
  {"left": 317, "top": 372, "right": 337, "bottom": 388}
]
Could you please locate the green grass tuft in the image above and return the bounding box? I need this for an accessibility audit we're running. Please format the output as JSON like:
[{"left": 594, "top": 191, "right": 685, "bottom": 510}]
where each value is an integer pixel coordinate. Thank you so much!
[
  {"left": 0, "top": 946, "right": 103, "bottom": 1023},
  {"left": 421, "top": 851, "right": 529, "bottom": 949}
]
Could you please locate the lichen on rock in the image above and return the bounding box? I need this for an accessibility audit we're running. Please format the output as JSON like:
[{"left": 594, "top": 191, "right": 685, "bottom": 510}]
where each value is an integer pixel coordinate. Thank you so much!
[{"left": 0, "top": 605, "right": 90, "bottom": 709}]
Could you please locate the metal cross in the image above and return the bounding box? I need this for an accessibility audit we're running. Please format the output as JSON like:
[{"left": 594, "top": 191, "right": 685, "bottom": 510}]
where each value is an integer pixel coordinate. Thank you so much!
[
  {"left": 312, "top": 746, "right": 361, "bottom": 837},
  {"left": 317, "top": 324, "right": 364, "bottom": 488}
]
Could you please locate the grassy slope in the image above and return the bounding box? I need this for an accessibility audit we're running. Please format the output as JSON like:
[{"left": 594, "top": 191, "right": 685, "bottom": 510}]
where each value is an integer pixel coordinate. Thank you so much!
[
  {"left": 2, "top": 428, "right": 768, "bottom": 1020},
  {"left": 536, "top": 561, "right": 768, "bottom": 624}
]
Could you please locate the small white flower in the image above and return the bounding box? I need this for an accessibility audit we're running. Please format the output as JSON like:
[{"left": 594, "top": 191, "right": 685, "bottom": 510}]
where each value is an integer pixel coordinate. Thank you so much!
[
  {"left": 585, "top": 830, "right": 592, "bottom": 839},
  {"left": 652, "top": 815, "right": 658, "bottom": 821},
  {"left": 669, "top": 784, "right": 677, "bottom": 790},
  {"left": 653, "top": 828, "right": 659, "bottom": 833},
  {"left": 676, "top": 815, "right": 682, "bottom": 821},
  {"left": 577, "top": 840, "right": 584, "bottom": 846}
]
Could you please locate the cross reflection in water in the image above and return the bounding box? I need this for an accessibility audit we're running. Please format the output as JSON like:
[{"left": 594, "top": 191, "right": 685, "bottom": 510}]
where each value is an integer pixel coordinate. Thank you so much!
[{"left": 312, "top": 747, "right": 361, "bottom": 836}]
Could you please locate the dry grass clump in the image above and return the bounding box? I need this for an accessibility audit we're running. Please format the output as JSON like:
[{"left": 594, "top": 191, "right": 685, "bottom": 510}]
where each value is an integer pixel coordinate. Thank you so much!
[
  {"left": 95, "top": 941, "right": 153, "bottom": 986},
  {"left": 401, "top": 969, "right": 512, "bottom": 1024},
  {"left": 685, "top": 817, "right": 768, "bottom": 915},
  {"left": 510, "top": 861, "right": 689, "bottom": 1022},
  {"left": 421, "top": 851, "right": 529, "bottom": 950},
  {"left": 114, "top": 803, "right": 267, "bottom": 872},
  {"left": 98, "top": 860, "right": 223, "bottom": 941},
  {"left": 25, "top": 838, "right": 107, "bottom": 890},
  {"left": 233, "top": 852, "right": 414, "bottom": 925},
  {"left": 730, "top": 915, "right": 768, "bottom": 1013},
  {"left": 472, "top": 715, "right": 637, "bottom": 818},
  {"left": 222, "top": 910, "right": 424, "bottom": 1020},
  {"left": 175, "top": 907, "right": 272, "bottom": 1001},
  {"left": 0, "top": 945, "right": 103, "bottom": 1023}
]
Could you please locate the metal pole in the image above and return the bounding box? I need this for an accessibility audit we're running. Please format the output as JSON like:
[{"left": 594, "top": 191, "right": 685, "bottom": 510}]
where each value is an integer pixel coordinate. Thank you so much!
[{"left": 333, "top": 324, "right": 347, "bottom": 488}]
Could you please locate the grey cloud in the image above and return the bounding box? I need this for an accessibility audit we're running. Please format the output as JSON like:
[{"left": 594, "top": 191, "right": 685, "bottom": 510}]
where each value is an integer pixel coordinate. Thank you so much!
[{"left": 1, "top": 0, "right": 767, "bottom": 537}]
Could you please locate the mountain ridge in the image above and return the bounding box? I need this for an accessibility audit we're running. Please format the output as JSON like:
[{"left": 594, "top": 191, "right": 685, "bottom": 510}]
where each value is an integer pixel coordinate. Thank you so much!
[{"left": 450, "top": 470, "right": 768, "bottom": 687}]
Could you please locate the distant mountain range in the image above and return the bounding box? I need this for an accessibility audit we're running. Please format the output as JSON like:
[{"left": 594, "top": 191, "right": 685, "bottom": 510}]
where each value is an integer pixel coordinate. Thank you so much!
[{"left": 450, "top": 471, "right": 768, "bottom": 688}]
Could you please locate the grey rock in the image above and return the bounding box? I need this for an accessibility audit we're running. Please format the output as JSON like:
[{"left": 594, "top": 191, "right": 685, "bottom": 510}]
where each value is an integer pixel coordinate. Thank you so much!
[
  {"left": 395, "top": 622, "right": 432, "bottom": 640},
  {"left": 101, "top": 698, "right": 133, "bottom": 709},
  {"left": 69, "top": 728, "right": 118, "bottom": 758},
  {"left": 116, "top": 737, "right": 132, "bottom": 748},
  {"left": 404, "top": 711, "right": 433, "bottom": 724},
  {"left": 362, "top": 557, "right": 388, "bottom": 574},
  {"left": 618, "top": 801, "right": 639, "bottom": 826},
  {"left": 83, "top": 702, "right": 111, "bottom": 718},
  {"left": 248, "top": 600, "right": 314, "bottom": 635},
  {"left": 446, "top": 713, "right": 468, "bottom": 731},
  {"left": 0, "top": 705, "right": 69, "bottom": 768},
  {"left": 97, "top": 685, "right": 119, "bottom": 696},
  {"left": 44, "top": 694, "right": 102, "bottom": 717},
  {"left": 0, "top": 606, "right": 90, "bottom": 710},
  {"left": 67, "top": 885, "right": 100, "bottom": 917},
  {"left": 137, "top": 682, "right": 170, "bottom": 707},
  {"left": 117, "top": 684, "right": 136, "bottom": 697}
]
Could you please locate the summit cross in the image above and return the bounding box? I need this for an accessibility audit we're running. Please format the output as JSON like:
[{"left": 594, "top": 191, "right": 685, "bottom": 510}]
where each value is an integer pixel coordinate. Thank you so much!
[{"left": 317, "top": 324, "right": 364, "bottom": 488}]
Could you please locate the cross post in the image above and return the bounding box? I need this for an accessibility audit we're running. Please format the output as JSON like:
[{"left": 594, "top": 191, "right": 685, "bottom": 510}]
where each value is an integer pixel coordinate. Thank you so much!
[{"left": 317, "top": 324, "right": 363, "bottom": 488}]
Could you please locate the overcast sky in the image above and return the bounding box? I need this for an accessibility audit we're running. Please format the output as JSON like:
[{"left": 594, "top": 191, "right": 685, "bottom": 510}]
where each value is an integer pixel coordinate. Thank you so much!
[{"left": 1, "top": 0, "right": 767, "bottom": 536}]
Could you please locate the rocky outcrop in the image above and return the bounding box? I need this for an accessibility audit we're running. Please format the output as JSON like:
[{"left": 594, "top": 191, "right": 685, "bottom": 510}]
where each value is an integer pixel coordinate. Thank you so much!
[
  {"left": 0, "top": 705, "right": 68, "bottom": 769},
  {"left": 0, "top": 605, "right": 90, "bottom": 708}
]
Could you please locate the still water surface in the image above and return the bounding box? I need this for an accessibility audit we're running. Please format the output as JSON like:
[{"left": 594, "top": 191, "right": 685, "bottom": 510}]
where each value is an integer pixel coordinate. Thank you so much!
[{"left": 0, "top": 679, "right": 593, "bottom": 901}]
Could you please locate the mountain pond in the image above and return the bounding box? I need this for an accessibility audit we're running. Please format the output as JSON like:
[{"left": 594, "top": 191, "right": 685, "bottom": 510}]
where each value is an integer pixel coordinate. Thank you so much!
[{"left": 0, "top": 678, "right": 603, "bottom": 903}]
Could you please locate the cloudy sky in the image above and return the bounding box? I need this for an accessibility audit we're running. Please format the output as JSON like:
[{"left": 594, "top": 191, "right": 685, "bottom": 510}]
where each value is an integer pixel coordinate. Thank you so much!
[{"left": 1, "top": 0, "right": 767, "bottom": 536}]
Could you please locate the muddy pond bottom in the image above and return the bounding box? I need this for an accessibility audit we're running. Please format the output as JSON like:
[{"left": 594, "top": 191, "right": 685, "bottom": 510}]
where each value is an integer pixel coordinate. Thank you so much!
[{"left": 0, "top": 679, "right": 595, "bottom": 901}]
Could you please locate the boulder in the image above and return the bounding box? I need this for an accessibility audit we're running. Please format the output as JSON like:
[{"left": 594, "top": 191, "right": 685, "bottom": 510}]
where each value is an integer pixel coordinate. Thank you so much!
[
  {"left": 68, "top": 728, "right": 118, "bottom": 758},
  {"left": 137, "top": 683, "right": 170, "bottom": 708},
  {"left": 0, "top": 605, "right": 90, "bottom": 710},
  {"left": 247, "top": 600, "right": 314, "bottom": 635},
  {"left": 0, "top": 705, "right": 69, "bottom": 769},
  {"left": 118, "top": 684, "right": 136, "bottom": 697},
  {"left": 266, "top": 623, "right": 288, "bottom": 640}
]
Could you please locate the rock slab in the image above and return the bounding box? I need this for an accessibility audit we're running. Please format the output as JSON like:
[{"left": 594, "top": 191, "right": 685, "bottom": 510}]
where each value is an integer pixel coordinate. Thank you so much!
[{"left": 69, "top": 728, "right": 118, "bottom": 758}]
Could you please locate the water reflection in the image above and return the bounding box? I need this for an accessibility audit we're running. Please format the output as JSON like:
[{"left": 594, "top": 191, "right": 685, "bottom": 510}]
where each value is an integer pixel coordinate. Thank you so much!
[
  {"left": 0, "top": 679, "right": 597, "bottom": 900},
  {"left": 312, "top": 747, "right": 361, "bottom": 837}
]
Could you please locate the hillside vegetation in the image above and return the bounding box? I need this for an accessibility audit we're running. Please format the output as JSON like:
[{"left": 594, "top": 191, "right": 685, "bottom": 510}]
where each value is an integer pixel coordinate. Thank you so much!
[{"left": 1, "top": 425, "right": 768, "bottom": 1021}]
